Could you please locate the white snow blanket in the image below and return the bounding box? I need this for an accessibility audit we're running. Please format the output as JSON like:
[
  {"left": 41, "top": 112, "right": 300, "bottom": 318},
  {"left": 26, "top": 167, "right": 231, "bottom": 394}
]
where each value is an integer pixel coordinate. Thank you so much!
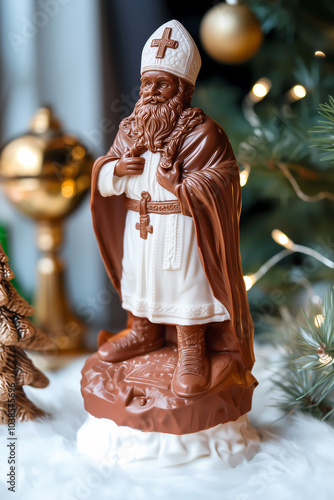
[{"left": 0, "top": 343, "right": 333, "bottom": 500}]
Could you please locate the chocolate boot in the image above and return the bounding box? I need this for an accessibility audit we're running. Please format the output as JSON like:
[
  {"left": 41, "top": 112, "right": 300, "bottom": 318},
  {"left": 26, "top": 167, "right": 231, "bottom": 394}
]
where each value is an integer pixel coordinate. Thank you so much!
[
  {"left": 172, "top": 324, "right": 210, "bottom": 398},
  {"left": 98, "top": 315, "right": 165, "bottom": 363}
]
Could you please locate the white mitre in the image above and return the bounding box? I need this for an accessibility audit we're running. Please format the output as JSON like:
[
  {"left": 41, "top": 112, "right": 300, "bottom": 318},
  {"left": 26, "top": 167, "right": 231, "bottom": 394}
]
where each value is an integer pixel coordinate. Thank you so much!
[{"left": 141, "top": 19, "right": 201, "bottom": 86}]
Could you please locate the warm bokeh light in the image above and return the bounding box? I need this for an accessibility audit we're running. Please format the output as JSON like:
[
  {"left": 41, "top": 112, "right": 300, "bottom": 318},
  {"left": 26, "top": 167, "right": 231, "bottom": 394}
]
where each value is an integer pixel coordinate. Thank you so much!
[
  {"left": 61, "top": 179, "right": 76, "bottom": 198},
  {"left": 290, "top": 85, "right": 307, "bottom": 100},
  {"left": 319, "top": 353, "right": 332, "bottom": 365},
  {"left": 243, "top": 275, "right": 255, "bottom": 291},
  {"left": 314, "top": 314, "right": 325, "bottom": 327},
  {"left": 271, "top": 229, "right": 294, "bottom": 250},
  {"left": 252, "top": 83, "right": 268, "bottom": 98},
  {"left": 240, "top": 169, "right": 250, "bottom": 187},
  {"left": 250, "top": 78, "right": 272, "bottom": 102},
  {"left": 72, "top": 145, "right": 85, "bottom": 161},
  {"left": 315, "top": 51, "right": 326, "bottom": 57}
]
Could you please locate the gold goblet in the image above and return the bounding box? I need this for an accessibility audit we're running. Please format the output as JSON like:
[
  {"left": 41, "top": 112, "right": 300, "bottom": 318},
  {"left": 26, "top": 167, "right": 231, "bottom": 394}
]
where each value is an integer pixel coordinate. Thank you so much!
[{"left": 0, "top": 107, "right": 93, "bottom": 364}]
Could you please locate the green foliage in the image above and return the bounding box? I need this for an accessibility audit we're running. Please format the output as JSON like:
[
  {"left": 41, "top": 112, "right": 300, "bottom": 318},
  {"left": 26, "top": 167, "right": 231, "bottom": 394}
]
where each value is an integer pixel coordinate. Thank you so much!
[
  {"left": 274, "top": 370, "right": 334, "bottom": 421},
  {"left": 196, "top": 0, "right": 334, "bottom": 326},
  {"left": 273, "top": 287, "right": 334, "bottom": 422},
  {"left": 310, "top": 96, "right": 334, "bottom": 163},
  {"left": 193, "top": 78, "right": 252, "bottom": 150},
  {"left": 250, "top": 0, "right": 334, "bottom": 52},
  {"left": 237, "top": 64, "right": 334, "bottom": 173}
]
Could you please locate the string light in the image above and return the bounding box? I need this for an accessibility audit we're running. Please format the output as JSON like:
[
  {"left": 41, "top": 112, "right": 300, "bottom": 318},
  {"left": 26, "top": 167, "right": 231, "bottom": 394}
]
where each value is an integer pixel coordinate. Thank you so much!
[
  {"left": 252, "top": 84, "right": 267, "bottom": 98},
  {"left": 243, "top": 249, "right": 292, "bottom": 290},
  {"left": 314, "top": 314, "right": 325, "bottom": 327},
  {"left": 277, "top": 162, "right": 334, "bottom": 202},
  {"left": 244, "top": 275, "right": 256, "bottom": 291},
  {"left": 319, "top": 354, "right": 333, "bottom": 364},
  {"left": 240, "top": 164, "right": 251, "bottom": 187},
  {"left": 250, "top": 78, "right": 272, "bottom": 103},
  {"left": 281, "top": 85, "right": 307, "bottom": 116},
  {"left": 240, "top": 170, "right": 249, "bottom": 187},
  {"left": 289, "top": 85, "right": 307, "bottom": 100},
  {"left": 242, "top": 78, "right": 272, "bottom": 127},
  {"left": 244, "top": 230, "right": 334, "bottom": 291},
  {"left": 317, "top": 344, "right": 332, "bottom": 364},
  {"left": 272, "top": 229, "right": 334, "bottom": 268},
  {"left": 271, "top": 230, "right": 294, "bottom": 250}
]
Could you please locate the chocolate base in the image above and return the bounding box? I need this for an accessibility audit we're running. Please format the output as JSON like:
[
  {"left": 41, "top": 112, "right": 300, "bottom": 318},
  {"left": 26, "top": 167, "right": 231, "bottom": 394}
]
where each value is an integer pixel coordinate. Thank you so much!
[{"left": 81, "top": 345, "right": 257, "bottom": 435}]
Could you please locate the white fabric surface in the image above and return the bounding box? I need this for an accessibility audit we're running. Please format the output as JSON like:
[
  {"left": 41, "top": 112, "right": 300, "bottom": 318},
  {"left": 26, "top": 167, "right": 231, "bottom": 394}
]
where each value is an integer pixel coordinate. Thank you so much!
[
  {"left": 77, "top": 414, "right": 260, "bottom": 473},
  {"left": 1, "top": 343, "right": 334, "bottom": 500},
  {"left": 98, "top": 150, "right": 230, "bottom": 325}
]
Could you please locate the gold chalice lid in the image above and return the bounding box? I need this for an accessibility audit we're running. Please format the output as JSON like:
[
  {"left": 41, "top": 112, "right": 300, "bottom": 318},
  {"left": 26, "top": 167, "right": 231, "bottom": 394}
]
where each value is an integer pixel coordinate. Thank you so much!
[
  {"left": 0, "top": 106, "right": 93, "bottom": 220},
  {"left": 29, "top": 107, "right": 62, "bottom": 135}
]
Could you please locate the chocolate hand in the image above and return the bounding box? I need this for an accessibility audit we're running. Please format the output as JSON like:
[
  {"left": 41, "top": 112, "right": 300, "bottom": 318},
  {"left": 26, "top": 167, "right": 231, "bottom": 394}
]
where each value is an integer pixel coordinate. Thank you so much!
[{"left": 115, "top": 147, "right": 145, "bottom": 177}]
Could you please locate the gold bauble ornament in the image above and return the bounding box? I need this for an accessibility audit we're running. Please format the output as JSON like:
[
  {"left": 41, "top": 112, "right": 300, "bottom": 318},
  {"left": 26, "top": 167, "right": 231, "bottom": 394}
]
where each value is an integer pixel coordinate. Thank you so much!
[{"left": 200, "top": 2, "right": 263, "bottom": 64}]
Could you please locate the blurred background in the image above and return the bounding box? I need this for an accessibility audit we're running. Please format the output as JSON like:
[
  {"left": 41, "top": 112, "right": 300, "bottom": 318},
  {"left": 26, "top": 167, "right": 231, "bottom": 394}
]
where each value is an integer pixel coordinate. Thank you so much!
[{"left": 0, "top": 0, "right": 333, "bottom": 349}]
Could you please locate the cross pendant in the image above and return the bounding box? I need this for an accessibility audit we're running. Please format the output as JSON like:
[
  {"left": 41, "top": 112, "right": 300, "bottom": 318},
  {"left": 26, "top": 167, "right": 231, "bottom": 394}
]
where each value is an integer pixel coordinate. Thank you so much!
[
  {"left": 136, "top": 215, "right": 153, "bottom": 240},
  {"left": 135, "top": 191, "right": 153, "bottom": 240}
]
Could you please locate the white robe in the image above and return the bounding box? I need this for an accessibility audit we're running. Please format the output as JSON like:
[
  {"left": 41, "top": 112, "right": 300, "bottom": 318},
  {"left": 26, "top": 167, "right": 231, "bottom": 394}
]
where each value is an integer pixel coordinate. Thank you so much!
[{"left": 98, "top": 150, "right": 230, "bottom": 326}]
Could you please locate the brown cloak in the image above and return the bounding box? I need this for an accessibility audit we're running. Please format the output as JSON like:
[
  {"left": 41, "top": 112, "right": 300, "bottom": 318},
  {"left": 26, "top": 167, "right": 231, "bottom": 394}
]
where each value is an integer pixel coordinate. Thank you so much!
[{"left": 91, "top": 114, "right": 255, "bottom": 371}]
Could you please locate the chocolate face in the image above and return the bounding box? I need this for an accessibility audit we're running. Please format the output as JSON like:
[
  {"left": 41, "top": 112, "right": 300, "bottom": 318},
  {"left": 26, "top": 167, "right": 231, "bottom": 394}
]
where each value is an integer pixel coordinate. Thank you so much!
[{"left": 140, "top": 71, "right": 179, "bottom": 103}]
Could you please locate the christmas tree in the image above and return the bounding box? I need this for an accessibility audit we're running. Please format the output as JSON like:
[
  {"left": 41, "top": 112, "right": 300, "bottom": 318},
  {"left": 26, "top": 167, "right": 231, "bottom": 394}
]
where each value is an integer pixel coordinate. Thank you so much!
[
  {"left": 191, "top": 0, "right": 334, "bottom": 330},
  {"left": 185, "top": 0, "right": 334, "bottom": 421},
  {"left": 0, "top": 244, "right": 53, "bottom": 423}
]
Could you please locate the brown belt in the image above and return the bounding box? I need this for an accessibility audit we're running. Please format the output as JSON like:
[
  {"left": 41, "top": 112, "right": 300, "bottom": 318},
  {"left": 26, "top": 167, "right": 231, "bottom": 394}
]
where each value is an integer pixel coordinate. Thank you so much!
[
  {"left": 124, "top": 194, "right": 181, "bottom": 215},
  {"left": 124, "top": 191, "right": 181, "bottom": 240}
]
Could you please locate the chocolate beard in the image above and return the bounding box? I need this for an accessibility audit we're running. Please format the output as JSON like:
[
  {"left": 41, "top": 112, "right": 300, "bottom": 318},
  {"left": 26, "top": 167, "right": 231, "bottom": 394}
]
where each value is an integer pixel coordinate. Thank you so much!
[{"left": 129, "top": 94, "right": 184, "bottom": 153}]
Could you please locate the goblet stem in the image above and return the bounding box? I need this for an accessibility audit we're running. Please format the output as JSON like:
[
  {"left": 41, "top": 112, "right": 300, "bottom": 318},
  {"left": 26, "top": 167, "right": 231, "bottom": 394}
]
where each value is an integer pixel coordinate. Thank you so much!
[{"left": 34, "top": 219, "right": 86, "bottom": 352}]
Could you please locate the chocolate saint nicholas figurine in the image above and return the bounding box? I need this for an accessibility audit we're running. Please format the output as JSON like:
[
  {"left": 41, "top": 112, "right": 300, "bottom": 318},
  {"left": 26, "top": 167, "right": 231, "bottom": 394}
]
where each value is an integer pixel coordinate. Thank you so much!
[{"left": 81, "top": 20, "right": 257, "bottom": 436}]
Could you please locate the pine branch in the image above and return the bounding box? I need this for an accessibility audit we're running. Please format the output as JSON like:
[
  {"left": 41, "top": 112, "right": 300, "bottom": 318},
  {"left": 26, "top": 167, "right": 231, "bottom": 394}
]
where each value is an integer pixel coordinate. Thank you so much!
[
  {"left": 0, "top": 346, "right": 9, "bottom": 371},
  {"left": 0, "top": 244, "right": 50, "bottom": 423},
  {"left": 0, "top": 346, "right": 16, "bottom": 402},
  {"left": 0, "top": 246, "right": 7, "bottom": 263},
  {"left": 273, "top": 369, "right": 334, "bottom": 421},
  {"left": 0, "top": 262, "right": 15, "bottom": 282},
  {"left": 0, "top": 387, "right": 47, "bottom": 423},
  {"left": 0, "top": 246, "right": 15, "bottom": 281},
  {"left": 0, "top": 403, "right": 10, "bottom": 425},
  {"left": 0, "top": 310, "right": 19, "bottom": 345},
  {"left": 310, "top": 96, "right": 334, "bottom": 163},
  {"left": 272, "top": 287, "right": 334, "bottom": 422},
  {"left": 295, "top": 289, "right": 334, "bottom": 370},
  {"left": 14, "top": 317, "right": 36, "bottom": 342},
  {"left": 0, "top": 371, "right": 16, "bottom": 403},
  {"left": 15, "top": 349, "right": 49, "bottom": 389},
  {"left": 4, "top": 283, "right": 35, "bottom": 317},
  {"left": 13, "top": 387, "right": 47, "bottom": 422},
  {"left": 0, "top": 282, "right": 9, "bottom": 307},
  {"left": 18, "top": 323, "right": 53, "bottom": 351}
]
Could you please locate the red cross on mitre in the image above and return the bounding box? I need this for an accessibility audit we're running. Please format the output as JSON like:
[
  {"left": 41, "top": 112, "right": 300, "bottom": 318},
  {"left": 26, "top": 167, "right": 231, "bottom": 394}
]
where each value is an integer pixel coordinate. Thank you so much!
[{"left": 151, "top": 27, "right": 179, "bottom": 59}]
